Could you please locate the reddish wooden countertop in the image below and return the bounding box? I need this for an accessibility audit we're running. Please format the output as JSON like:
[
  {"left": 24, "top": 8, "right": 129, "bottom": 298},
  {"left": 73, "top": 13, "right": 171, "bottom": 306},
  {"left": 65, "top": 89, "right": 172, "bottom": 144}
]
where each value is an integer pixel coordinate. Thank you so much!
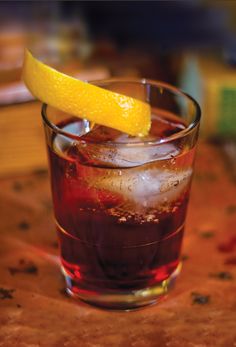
[{"left": 1, "top": 142, "right": 236, "bottom": 347}]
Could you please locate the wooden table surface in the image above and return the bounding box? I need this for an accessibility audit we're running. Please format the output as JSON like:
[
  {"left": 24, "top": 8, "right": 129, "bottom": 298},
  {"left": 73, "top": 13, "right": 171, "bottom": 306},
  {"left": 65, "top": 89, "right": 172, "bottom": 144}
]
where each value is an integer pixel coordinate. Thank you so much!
[{"left": 1, "top": 141, "right": 236, "bottom": 347}]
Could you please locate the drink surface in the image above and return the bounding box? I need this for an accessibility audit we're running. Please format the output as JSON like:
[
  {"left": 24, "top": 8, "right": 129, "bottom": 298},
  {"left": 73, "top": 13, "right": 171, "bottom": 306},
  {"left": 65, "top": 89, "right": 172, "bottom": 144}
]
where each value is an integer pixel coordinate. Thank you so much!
[{"left": 48, "top": 111, "right": 195, "bottom": 292}]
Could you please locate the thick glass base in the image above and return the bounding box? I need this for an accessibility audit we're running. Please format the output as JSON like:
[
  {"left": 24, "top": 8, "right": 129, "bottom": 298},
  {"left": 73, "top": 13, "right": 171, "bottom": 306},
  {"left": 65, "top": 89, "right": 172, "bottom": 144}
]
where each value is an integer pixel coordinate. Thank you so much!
[{"left": 62, "top": 263, "right": 182, "bottom": 311}]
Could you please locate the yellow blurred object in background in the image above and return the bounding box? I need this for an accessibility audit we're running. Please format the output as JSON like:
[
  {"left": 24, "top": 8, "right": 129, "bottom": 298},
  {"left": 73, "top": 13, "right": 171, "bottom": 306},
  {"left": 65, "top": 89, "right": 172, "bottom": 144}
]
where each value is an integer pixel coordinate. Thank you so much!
[{"left": 181, "top": 54, "right": 236, "bottom": 138}]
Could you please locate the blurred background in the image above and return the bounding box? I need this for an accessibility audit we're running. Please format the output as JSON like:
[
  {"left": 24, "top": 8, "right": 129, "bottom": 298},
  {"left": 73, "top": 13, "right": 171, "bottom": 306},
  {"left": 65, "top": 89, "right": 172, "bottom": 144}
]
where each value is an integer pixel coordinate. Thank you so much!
[{"left": 1, "top": 0, "right": 236, "bottom": 175}]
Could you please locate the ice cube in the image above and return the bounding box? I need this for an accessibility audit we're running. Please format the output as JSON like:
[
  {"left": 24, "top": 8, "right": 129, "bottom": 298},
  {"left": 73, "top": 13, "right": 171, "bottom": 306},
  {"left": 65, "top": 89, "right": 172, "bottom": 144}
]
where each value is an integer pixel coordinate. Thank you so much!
[
  {"left": 53, "top": 117, "right": 182, "bottom": 168},
  {"left": 53, "top": 119, "right": 90, "bottom": 156},
  {"left": 107, "top": 143, "right": 180, "bottom": 167},
  {"left": 76, "top": 142, "right": 180, "bottom": 168},
  {"left": 75, "top": 121, "right": 181, "bottom": 168},
  {"left": 92, "top": 167, "right": 192, "bottom": 207}
]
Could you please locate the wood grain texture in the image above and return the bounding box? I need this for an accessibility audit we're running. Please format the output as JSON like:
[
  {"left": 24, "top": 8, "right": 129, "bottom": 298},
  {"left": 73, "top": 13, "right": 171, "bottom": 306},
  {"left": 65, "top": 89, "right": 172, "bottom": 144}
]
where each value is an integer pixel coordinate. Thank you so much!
[
  {"left": 0, "top": 102, "right": 47, "bottom": 176},
  {"left": 0, "top": 142, "right": 236, "bottom": 347}
]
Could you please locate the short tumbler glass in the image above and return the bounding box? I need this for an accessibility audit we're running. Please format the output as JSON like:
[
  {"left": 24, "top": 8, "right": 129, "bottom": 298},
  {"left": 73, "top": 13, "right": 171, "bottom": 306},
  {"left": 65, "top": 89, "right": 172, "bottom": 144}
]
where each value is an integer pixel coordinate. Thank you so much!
[{"left": 42, "top": 79, "right": 201, "bottom": 310}]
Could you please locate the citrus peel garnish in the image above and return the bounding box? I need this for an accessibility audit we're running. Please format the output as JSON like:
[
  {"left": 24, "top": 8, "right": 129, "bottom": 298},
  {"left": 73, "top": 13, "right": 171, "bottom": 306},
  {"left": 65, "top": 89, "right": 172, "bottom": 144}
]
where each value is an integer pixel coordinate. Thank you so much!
[{"left": 22, "top": 49, "right": 151, "bottom": 136}]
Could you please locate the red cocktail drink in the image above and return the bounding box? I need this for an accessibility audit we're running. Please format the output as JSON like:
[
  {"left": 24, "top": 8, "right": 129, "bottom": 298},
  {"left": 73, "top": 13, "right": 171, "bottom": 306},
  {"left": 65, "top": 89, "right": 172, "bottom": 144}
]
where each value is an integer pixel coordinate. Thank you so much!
[{"left": 43, "top": 80, "right": 200, "bottom": 309}]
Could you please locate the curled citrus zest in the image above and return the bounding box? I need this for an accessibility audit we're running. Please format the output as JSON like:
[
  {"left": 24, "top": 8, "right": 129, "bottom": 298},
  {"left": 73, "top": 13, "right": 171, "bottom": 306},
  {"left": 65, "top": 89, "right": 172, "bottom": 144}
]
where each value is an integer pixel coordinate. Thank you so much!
[{"left": 22, "top": 49, "right": 151, "bottom": 136}]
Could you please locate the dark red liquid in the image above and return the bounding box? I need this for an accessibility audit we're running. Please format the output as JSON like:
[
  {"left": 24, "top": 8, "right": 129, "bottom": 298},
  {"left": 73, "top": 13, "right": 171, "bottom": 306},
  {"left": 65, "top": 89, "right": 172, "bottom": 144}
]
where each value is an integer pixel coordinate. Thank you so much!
[{"left": 48, "top": 113, "right": 194, "bottom": 293}]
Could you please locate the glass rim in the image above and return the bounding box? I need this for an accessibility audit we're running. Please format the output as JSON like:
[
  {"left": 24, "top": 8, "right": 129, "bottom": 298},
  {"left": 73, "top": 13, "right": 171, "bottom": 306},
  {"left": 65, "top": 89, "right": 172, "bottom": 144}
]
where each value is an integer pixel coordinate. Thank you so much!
[{"left": 41, "top": 78, "right": 201, "bottom": 147}]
